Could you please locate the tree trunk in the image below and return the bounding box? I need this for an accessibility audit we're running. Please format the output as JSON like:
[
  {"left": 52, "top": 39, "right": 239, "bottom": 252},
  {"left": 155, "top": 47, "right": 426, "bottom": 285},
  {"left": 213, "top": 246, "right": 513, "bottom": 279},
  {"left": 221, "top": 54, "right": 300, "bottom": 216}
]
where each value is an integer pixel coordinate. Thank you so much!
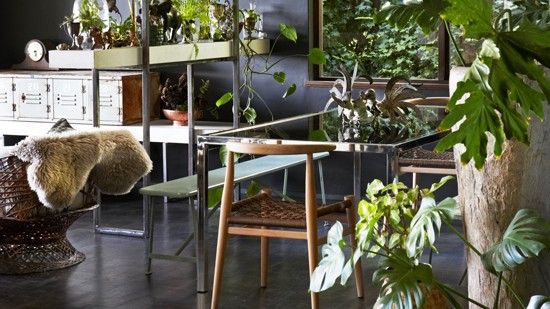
[{"left": 451, "top": 67, "right": 550, "bottom": 308}]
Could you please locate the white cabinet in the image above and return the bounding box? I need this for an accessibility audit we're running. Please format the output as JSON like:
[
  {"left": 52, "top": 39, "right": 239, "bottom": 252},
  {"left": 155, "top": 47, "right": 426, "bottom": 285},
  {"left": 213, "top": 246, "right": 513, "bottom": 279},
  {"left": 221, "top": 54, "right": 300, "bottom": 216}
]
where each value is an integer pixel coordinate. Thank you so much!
[
  {"left": 0, "top": 71, "right": 159, "bottom": 125},
  {"left": 14, "top": 78, "right": 50, "bottom": 120},
  {"left": 0, "top": 77, "right": 14, "bottom": 118}
]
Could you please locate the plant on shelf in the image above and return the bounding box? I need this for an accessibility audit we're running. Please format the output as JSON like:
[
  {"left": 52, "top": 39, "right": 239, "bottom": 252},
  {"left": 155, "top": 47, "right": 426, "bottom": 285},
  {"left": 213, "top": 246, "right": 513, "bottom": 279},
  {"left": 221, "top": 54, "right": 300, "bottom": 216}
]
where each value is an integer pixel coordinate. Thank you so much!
[
  {"left": 310, "top": 177, "right": 550, "bottom": 308},
  {"left": 74, "top": 0, "right": 108, "bottom": 32},
  {"left": 215, "top": 24, "right": 327, "bottom": 125},
  {"left": 159, "top": 74, "right": 215, "bottom": 126},
  {"left": 172, "top": 0, "right": 210, "bottom": 42},
  {"left": 321, "top": 64, "right": 433, "bottom": 144}
]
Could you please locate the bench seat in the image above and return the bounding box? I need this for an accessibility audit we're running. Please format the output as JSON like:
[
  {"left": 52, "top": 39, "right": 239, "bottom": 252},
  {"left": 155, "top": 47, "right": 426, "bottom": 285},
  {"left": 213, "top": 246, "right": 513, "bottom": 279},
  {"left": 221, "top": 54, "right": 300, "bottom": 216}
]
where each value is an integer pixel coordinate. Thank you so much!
[{"left": 140, "top": 152, "right": 329, "bottom": 199}]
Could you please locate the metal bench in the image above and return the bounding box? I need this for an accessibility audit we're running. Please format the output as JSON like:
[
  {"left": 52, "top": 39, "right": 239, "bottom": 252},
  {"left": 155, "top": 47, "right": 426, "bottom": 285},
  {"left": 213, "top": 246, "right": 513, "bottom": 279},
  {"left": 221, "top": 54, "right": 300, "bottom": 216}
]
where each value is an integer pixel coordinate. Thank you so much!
[{"left": 139, "top": 152, "right": 330, "bottom": 275}]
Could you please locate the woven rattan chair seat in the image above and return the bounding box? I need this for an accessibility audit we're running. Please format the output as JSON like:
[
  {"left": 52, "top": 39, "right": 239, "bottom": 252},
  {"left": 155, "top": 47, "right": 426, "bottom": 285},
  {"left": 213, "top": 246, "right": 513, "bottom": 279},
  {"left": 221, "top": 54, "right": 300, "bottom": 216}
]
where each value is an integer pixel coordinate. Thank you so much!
[
  {"left": 229, "top": 192, "right": 350, "bottom": 229},
  {"left": 399, "top": 147, "right": 455, "bottom": 169}
]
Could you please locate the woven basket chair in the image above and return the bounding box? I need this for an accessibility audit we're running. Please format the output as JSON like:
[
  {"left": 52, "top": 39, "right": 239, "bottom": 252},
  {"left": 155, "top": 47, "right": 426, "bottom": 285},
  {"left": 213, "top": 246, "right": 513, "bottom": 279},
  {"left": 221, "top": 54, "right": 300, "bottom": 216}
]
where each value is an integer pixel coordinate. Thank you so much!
[
  {"left": 0, "top": 155, "right": 97, "bottom": 274},
  {"left": 211, "top": 142, "right": 364, "bottom": 309}
]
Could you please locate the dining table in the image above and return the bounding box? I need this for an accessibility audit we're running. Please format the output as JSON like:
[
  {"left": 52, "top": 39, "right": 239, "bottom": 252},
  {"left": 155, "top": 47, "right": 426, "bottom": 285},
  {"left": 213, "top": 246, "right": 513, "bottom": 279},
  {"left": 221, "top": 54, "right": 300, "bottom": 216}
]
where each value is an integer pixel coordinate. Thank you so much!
[{"left": 193, "top": 107, "right": 446, "bottom": 293}]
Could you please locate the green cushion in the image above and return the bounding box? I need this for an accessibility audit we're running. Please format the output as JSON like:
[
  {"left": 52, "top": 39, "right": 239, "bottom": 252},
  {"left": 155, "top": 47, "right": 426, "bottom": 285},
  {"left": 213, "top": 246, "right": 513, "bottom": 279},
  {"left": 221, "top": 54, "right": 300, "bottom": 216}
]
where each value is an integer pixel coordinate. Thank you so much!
[{"left": 140, "top": 152, "right": 329, "bottom": 198}]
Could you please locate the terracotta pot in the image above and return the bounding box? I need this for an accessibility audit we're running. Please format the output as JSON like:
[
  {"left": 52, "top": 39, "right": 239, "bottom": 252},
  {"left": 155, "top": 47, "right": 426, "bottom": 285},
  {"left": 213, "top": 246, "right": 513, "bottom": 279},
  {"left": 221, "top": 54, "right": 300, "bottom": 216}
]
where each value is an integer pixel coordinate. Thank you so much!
[{"left": 163, "top": 109, "right": 189, "bottom": 126}]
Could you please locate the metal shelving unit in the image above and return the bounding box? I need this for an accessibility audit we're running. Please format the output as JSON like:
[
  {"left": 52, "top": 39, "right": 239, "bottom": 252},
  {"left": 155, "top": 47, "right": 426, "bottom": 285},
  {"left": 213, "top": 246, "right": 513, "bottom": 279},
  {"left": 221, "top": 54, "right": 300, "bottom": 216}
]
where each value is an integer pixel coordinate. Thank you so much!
[{"left": 48, "top": 0, "right": 268, "bottom": 240}]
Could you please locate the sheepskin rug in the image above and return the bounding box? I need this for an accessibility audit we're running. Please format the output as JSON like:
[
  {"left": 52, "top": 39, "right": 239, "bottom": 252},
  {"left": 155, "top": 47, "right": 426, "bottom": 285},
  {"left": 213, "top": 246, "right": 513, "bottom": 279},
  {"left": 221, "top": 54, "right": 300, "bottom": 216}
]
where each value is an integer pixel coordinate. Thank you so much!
[{"left": 9, "top": 130, "right": 152, "bottom": 210}]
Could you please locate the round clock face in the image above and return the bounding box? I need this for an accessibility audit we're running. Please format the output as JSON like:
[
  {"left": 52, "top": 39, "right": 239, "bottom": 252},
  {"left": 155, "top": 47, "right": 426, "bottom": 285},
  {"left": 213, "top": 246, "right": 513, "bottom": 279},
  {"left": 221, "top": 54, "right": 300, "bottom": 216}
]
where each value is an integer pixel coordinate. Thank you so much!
[{"left": 26, "top": 40, "right": 45, "bottom": 62}]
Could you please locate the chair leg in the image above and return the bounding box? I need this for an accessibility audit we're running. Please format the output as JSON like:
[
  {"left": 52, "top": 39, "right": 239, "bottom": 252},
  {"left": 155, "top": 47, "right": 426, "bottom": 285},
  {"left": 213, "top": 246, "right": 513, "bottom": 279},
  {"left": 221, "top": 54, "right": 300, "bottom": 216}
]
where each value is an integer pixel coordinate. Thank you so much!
[
  {"left": 305, "top": 154, "right": 319, "bottom": 309},
  {"left": 211, "top": 216, "right": 229, "bottom": 309},
  {"left": 345, "top": 196, "right": 364, "bottom": 298},
  {"left": 260, "top": 226, "right": 269, "bottom": 288}
]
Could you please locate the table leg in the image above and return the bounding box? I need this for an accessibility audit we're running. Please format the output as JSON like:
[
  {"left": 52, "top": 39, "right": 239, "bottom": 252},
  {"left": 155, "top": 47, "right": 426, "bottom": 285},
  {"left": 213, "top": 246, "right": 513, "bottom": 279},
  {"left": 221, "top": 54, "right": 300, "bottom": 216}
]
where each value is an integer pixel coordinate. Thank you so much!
[
  {"left": 386, "top": 149, "right": 399, "bottom": 184},
  {"left": 196, "top": 142, "right": 209, "bottom": 293},
  {"left": 162, "top": 142, "right": 168, "bottom": 204}
]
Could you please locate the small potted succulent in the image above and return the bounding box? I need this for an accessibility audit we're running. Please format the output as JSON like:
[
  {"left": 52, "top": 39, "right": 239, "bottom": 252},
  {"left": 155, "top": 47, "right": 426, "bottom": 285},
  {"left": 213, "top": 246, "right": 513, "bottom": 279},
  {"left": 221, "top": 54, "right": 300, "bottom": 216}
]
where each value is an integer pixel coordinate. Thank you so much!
[{"left": 159, "top": 74, "right": 210, "bottom": 125}]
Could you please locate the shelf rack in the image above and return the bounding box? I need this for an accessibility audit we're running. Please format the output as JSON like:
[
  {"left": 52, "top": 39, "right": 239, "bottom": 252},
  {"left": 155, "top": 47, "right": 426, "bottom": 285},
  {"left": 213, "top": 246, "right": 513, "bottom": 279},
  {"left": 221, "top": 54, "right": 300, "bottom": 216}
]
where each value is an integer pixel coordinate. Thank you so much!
[{"left": 48, "top": 0, "right": 268, "bottom": 292}]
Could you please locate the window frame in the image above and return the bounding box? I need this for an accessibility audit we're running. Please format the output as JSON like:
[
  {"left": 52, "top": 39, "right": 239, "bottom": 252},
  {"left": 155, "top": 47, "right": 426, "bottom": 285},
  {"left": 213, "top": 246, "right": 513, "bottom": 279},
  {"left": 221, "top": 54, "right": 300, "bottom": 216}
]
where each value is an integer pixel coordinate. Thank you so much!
[{"left": 308, "top": 0, "right": 450, "bottom": 89}]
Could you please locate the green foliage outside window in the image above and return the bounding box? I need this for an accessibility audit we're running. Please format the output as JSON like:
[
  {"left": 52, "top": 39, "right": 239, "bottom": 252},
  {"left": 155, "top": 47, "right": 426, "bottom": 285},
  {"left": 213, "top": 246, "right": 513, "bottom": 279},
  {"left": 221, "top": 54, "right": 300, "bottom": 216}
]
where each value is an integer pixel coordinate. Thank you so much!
[{"left": 321, "top": 0, "right": 439, "bottom": 79}]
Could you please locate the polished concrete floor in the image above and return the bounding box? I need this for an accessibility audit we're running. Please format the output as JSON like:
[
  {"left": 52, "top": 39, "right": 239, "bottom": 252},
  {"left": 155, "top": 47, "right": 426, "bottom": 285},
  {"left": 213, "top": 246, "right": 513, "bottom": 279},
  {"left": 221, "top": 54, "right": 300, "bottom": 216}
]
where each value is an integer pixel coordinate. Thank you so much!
[{"left": 0, "top": 196, "right": 467, "bottom": 309}]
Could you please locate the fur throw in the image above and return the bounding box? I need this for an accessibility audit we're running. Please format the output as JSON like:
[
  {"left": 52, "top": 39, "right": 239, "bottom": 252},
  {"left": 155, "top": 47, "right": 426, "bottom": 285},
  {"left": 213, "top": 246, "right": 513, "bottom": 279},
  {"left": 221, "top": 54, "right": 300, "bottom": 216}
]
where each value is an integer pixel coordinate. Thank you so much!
[{"left": 10, "top": 130, "right": 152, "bottom": 210}]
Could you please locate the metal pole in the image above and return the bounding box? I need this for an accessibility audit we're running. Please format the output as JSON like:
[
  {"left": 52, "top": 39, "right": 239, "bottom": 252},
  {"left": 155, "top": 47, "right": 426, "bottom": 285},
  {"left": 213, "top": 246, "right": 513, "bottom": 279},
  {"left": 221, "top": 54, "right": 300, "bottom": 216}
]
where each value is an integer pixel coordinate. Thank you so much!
[
  {"left": 142, "top": 0, "right": 151, "bottom": 238},
  {"left": 92, "top": 68, "right": 101, "bottom": 230},
  {"left": 162, "top": 142, "right": 168, "bottom": 204},
  {"left": 386, "top": 149, "right": 399, "bottom": 184},
  {"left": 187, "top": 64, "right": 195, "bottom": 175},
  {"left": 232, "top": 0, "right": 240, "bottom": 128},
  {"left": 196, "top": 140, "right": 209, "bottom": 293}
]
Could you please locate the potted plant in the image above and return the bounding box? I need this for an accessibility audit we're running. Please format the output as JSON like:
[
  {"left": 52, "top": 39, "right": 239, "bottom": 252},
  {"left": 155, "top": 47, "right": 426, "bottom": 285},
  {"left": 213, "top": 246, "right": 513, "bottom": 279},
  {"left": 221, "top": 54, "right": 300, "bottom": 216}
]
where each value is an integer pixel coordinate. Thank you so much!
[
  {"left": 172, "top": 0, "right": 210, "bottom": 42},
  {"left": 375, "top": 1, "right": 550, "bottom": 304},
  {"left": 322, "top": 64, "right": 435, "bottom": 144},
  {"left": 310, "top": 177, "right": 550, "bottom": 308},
  {"left": 159, "top": 74, "right": 211, "bottom": 125}
]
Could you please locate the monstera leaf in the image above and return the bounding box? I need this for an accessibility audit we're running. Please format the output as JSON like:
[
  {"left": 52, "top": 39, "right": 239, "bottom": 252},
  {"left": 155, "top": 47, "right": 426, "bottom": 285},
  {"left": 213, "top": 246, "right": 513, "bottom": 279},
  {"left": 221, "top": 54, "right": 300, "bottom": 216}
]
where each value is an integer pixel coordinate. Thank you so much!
[
  {"left": 310, "top": 221, "right": 346, "bottom": 293},
  {"left": 481, "top": 209, "right": 549, "bottom": 273},
  {"left": 373, "top": 249, "right": 434, "bottom": 309},
  {"left": 442, "top": 0, "right": 494, "bottom": 39},
  {"left": 377, "top": 0, "right": 448, "bottom": 34},
  {"left": 406, "top": 197, "right": 458, "bottom": 258}
]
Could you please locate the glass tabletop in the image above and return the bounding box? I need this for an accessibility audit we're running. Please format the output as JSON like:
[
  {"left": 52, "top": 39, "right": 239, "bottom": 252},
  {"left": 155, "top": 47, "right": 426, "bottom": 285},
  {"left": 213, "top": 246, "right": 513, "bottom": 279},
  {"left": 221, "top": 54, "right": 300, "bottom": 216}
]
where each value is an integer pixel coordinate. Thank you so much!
[{"left": 199, "top": 107, "right": 447, "bottom": 154}]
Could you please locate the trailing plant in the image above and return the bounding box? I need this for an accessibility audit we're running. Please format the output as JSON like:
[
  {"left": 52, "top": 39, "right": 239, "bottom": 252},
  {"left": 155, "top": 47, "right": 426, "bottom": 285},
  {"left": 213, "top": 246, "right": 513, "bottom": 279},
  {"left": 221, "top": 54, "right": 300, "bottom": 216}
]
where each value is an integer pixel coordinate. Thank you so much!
[
  {"left": 215, "top": 24, "right": 326, "bottom": 125},
  {"left": 310, "top": 177, "right": 550, "bottom": 308},
  {"left": 322, "top": 64, "right": 433, "bottom": 143},
  {"left": 377, "top": 0, "right": 550, "bottom": 169}
]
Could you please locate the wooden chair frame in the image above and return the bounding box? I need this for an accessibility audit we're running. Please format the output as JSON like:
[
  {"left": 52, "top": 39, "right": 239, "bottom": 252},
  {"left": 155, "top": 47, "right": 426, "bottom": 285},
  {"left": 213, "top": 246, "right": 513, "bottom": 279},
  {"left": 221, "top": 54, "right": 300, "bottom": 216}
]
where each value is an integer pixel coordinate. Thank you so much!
[{"left": 211, "top": 142, "right": 364, "bottom": 309}]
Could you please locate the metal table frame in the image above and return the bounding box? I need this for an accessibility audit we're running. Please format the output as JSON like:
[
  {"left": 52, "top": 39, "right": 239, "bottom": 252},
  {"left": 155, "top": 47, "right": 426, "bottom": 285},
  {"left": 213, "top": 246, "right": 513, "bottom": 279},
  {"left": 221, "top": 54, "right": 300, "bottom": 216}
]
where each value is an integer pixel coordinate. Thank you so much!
[{"left": 194, "top": 109, "right": 445, "bottom": 292}]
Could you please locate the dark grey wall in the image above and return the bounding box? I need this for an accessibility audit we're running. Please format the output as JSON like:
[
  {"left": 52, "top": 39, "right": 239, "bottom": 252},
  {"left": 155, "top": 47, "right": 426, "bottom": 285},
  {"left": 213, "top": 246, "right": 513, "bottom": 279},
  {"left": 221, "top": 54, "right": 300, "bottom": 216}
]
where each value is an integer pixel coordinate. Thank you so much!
[{"left": 0, "top": 0, "right": 455, "bottom": 199}]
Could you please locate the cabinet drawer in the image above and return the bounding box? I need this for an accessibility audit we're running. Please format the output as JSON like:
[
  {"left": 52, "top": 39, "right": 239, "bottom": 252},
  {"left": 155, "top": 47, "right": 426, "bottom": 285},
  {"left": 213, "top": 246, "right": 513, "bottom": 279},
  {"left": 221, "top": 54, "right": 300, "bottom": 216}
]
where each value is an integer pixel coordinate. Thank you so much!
[
  {"left": 0, "top": 77, "right": 14, "bottom": 118},
  {"left": 14, "top": 78, "right": 50, "bottom": 119},
  {"left": 85, "top": 80, "right": 122, "bottom": 123},
  {"left": 52, "top": 79, "right": 85, "bottom": 120}
]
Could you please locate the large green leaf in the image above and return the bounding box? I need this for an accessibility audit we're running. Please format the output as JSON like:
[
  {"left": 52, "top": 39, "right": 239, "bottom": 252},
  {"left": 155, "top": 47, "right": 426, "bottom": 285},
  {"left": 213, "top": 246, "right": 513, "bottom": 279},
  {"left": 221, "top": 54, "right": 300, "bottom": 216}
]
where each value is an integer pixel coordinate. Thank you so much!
[
  {"left": 435, "top": 59, "right": 507, "bottom": 169},
  {"left": 527, "top": 295, "right": 550, "bottom": 309},
  {"left": 310, "top": 221, "right": 346, "bottom": 292},
  {"left": 279, "top": 23, "right": 297, "bottom": 42},
  {"left": 377, "top": 0, "right": 448, "bottom": 34},
  {"left": 273, "top": 71, "right": 286, "bottom": 85},
  {"left": 441, "top": 0, "right": 494, "bottom": 39},
  {"left": 308, "top": 48, "right": 327, "bottom": 65},
  {"left": 481, "top": 209, "right": 550, "bottom": 273},
  {"left": 215, "top": 92, "right": 233, "bottom": 107},
  {"left": 406, "top": 197, "right": 458, "bottom": 258},
  {"left": 242, "top": 106, "right": 257, "bottom": 124},
  {"left": 373, "top": 249, "right": 434, "bottom": 309}
]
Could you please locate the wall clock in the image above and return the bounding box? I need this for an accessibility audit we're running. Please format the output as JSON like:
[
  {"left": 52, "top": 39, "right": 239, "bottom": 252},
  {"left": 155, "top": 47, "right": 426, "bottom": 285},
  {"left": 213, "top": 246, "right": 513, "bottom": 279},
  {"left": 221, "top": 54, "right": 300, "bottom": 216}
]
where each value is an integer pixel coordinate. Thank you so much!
[{"left": 12, "top": 39, "right": 57, "bottom": 70}]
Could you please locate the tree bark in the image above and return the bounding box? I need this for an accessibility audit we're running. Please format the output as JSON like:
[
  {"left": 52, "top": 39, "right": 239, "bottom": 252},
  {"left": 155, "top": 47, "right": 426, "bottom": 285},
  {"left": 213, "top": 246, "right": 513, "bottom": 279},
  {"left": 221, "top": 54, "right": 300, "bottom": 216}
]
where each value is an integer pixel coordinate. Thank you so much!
[{"left": 452, "top": 67, "right": 550, "bottom": 308}]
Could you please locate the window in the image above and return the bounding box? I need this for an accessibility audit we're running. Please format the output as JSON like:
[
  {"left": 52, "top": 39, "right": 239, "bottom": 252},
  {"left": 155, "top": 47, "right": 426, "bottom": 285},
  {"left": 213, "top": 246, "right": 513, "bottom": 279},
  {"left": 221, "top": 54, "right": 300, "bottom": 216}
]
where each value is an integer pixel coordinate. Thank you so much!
[{"left": 313, "top": 0, "right": 449, "bottom": 83}]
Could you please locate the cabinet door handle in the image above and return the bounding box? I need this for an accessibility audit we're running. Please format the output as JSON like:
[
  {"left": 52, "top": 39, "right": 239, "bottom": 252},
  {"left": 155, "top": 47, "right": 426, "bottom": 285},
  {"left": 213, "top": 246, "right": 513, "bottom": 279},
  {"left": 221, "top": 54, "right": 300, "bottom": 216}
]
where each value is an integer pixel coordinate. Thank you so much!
[
  {"left": 21, "top": 93, "right": 26, "bottom": 101},
  {"left": 82, "top": 106, "right": 86, "bottom": 114},
  {"left": 12, "top": 104, "right": 16, "bottom": 112},
  {"left": 47, "top": 105, "right": 51, "bottom": 113}
]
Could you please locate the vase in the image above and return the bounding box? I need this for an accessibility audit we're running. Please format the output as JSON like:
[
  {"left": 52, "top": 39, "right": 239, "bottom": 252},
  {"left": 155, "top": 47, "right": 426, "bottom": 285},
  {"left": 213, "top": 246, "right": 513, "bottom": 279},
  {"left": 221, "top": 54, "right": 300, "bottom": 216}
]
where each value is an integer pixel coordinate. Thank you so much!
[{"left": 163, "top": 109, "right": 189, "bottom": 126}]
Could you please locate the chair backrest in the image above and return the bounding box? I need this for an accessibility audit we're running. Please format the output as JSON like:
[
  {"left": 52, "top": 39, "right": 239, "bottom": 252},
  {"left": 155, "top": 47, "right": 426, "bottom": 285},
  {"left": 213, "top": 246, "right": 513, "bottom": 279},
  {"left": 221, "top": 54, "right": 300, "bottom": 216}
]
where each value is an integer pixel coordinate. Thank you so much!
[
  {"left": 225, "top": 142, "right": 335, "bottom": 156},
  {"left": 221, "top": 142, "right": 335, "bottom": 208}
]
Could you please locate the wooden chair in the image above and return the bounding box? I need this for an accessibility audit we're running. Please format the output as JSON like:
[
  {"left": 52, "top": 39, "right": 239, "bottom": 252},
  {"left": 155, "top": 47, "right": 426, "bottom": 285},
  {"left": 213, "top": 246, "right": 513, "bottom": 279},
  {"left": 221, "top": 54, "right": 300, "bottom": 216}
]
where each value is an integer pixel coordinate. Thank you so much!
[
  {"left": 397, "top": 97, "right": 456, "bottom": 187},
  {"left": 211, "top": 142, "right": 364, "bottom": 309}
]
